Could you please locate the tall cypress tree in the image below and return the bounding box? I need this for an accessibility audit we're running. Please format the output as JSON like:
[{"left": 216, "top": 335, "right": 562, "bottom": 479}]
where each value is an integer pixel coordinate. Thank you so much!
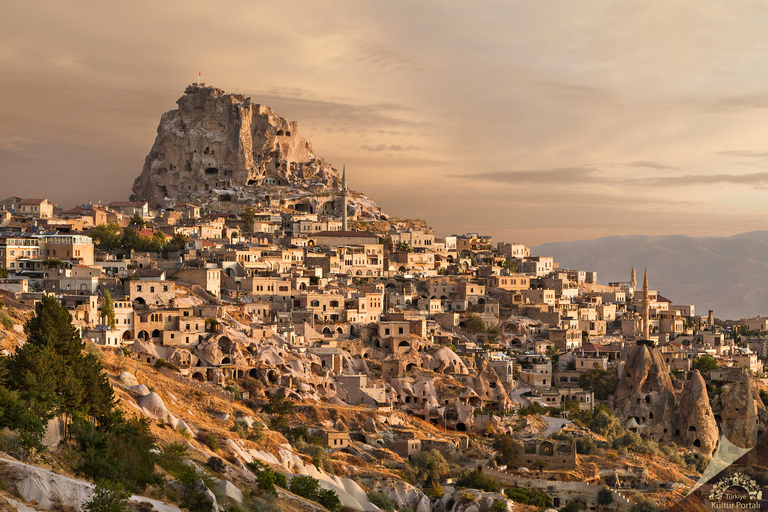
[{"left": 101, "top": 290, "right": 116, "bottom": 329}]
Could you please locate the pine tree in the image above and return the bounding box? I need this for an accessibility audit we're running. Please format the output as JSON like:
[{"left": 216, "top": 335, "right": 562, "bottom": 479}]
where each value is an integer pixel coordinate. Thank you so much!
[{"left": 101, "top": 290, "right": 116, "bottom": 329}]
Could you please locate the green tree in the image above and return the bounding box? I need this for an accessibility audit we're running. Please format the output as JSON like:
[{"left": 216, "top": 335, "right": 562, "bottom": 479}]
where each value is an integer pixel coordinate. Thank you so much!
[
  {"left": 289, "top": 475, "right": 320, "bottom": 500},
  {"left": 0, "top": 268, "right": 8, "bottom": 278},
  {"left": 90, "top": 223, "right": 122, "bottom": 252},
  {"left": 84, "top": 481, "right": 130, "bottom": 512},
  {"left": 317, "top": 488, "right": 342, "bottom": 512},
  {"left": 487, "top": 325, "right": 501, "bottom": 342},
  {"left": 588, "top": 408, "right": 623, "bottom": 440},
  {"left": 101, "top": 290, "right": 116, "bottom": 329},
  {"left": 492, "top": 433, "right": 519, "bottom": 466},
  {"left": 395, "top": 242, "right": 412, "bottom": 253},
  {"left": 408, "top": 449, "right": 448, "bottom": 486},
  {"left": 578, "top": 369, "right": 619, "bottom": 401},
  {"left": 597, "top": 487, "right": 613, "bottom": 506},
  {"left": 629, "top": 495, "right": 661, "bottom": 512},
  {"left": 241, "top": 207, "right": 256, "bottom": 233},
  {"left": 120, "top": 227, "right": 142, "bottom": 254},
  {"left": 148, "top": 231, "right": 166, "bottom": 253},
  {"left": 166, "top": 232, "right": 188, "bottom": 252},
  {"left": 455, "top": 469, "right": 500, "bottom": 492},
  {"left": 561, "top": 500, "right": 580, "bottom": 512},
  {"left": 502, "top": 258, "right": 517, "bottom": 273},
  {"left": 128, "top": 213, "right": 146, "bottom": 230},
  {"left": 692, "top": 354, "right": 719, "bottom": 373},
  {"left": 71, "top": 415, "right": 159, "bottom": 492},
  {"left": 505, "top": 487, "right": 553, "bottom": 510},
  {"left": 463, "top": 314, "right": 486, "bottom": 335}
]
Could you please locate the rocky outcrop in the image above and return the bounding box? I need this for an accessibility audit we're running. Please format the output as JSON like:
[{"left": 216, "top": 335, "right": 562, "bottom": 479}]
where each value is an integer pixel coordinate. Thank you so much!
[
  {"left": 712, "top": 370, "right": 760, "bottom": 449},
  {"left": 678, "top": 370, "right": 718, "bottom": 457},
  {"left": 131, "top": 84, "right": 383, "bottom": 221},
  {"left": 614, "top": 343, "right": 677, "bottom": 441}
]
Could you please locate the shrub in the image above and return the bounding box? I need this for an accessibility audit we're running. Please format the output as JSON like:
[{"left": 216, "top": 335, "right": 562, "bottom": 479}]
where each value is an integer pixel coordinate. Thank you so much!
[
  {"left": 426, "top": 481, "right": 444, "bottom": 499},
  {"left": 0, "top": 311, "right": 13, "bottom": 330},
  {"left": 491, "top": 500, "right": 507, "bottom": 512},
  {"left": 576, "top": 436, "right": 597, "bottom": 455},
  {"left": 629, "top": 495, "right": 661, "bottom": 512},
  {"left": 197, "top": 431, "right": 220, "bottom": 451},
  {"left": 455, "top": 469, "right": 500, "bottom": 492},
  {"left": 492, "top": 433, "right": 519, "bottom": 466},
  {"left": 408, "top": 449, "right": 448, "bottom": 486},
  {"left": 317, "top": 488, "right": 342, "bottom": 512},
  {"left": 368, "top": 491, "right": 397, "bottom": 511},
  {"left": 504, "top": 487, "right": 553, "bottom": 510},
  {"left": 153, "top": 358, "right": 180, "bottom": 373},
  {"left": 289, "top": 475, "right": 320, "bottom": 500},
  {"left": 597, "top": 487, "right": 613, "bottom": 506},
  {"left": 84, "top": 481, "right": 130, "bottom": 512},
  {"left": 561, "top": 500, "right": 580, "bottom": 512},
  {"left": 207, "top": 456, "right": 226, "bottom": 473}
]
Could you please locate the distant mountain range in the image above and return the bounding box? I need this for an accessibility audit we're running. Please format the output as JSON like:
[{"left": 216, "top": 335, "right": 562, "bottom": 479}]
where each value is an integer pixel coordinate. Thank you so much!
[{"left": 532, "top": 231, "right": 768, "bottom": 320}]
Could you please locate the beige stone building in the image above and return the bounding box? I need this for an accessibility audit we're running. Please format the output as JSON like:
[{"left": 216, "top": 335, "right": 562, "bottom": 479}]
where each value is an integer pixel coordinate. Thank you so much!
[{"left": 19, "top": 198, "right": 55, "bottom": 218}]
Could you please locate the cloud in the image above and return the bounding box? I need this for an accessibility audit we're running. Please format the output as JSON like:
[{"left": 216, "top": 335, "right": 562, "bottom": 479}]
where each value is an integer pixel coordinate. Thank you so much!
[
  {"left": 448, "top": 167, "right": 602, "bottom": 184},
  {"left": 718, "top": 150, "right": 768, "bottom": 159},
  {"left": 240, "top": 87, "right": 425, "bottom": 135},
  {"left": 360, "top": 144, "right": 418, "bottom": 152},
  {"left": 626, "top": 160, "right": 678, "bottom": 171},
  {"left": 697, "top": 93, "right": 768, "bottom": 112},
  {"left": 638, "top": 171, "right": 768, "bottom": 188}
]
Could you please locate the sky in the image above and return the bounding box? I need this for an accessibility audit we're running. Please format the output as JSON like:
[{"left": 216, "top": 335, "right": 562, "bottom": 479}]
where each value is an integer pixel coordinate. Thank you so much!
[{"left": 3, "top": 1, "right": 768, "bottom": 245}]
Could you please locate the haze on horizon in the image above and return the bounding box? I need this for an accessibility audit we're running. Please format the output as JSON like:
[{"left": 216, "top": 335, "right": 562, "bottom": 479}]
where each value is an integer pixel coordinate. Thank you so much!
[{"left": 3, "top": 1, "right": 768, "bottom": 245}]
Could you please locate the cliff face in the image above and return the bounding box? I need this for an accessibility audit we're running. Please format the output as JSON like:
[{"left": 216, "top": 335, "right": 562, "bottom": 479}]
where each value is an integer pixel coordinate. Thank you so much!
[
  {"left": 131, "top": 84, "right": 381, "bottom": 219},
  {"left": 614, "top": 343, "right": 677, "bottom": 441},
  {"left": 678, "top": 370, "right": 718, "bottom": 457},
  {"left": 712, "top": 370, "right": 760, "bottom": 449}
]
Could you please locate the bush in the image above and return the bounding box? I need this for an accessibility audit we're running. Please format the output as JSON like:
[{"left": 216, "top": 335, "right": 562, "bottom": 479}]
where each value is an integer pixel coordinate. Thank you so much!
[
  {"left": 207, "top": 456, "right": 226, "bottom": 473},
  {"left": 84, "top": 481, "right": 130, "bottom": 512},
  {"left": 408, "top": 449, "right": 448, "bottom": 486},
  {"left": 629, "top": 495, "right": 661, "bottom": 512},
  {"left": 492, "top": 433, "right": 519, "bottom": 466},
  {"left": 491, "top": 500, "right": 507, "bottom": 512},
  {"left": 576, "top": 436, "right": 597, "bottom": 455},
  {"left": 0, "top": 311, "right": 13, "bottom": 330},
  {"left": 71, "top": 415, "right": 160, "bottom": 493},
  {"left": 597, "top": 487, "right": 613, "bottom": 506},
  {"left": 561, "top": 500, "right": 580, "bottom": 512},
  {"left": 368, "top": 491, "right": 397, "bottom": 511},
  {"left": 317, "top": 488, "right": 342, "bottom": 512},
  {"left": 289, "top": 475, "right": 320, "bottom": 500},
  {"left": 588, "top": 408, "right": 623, "bottom": 440},
  {"left": 455, "top": 469, "right": 500, "bottom": 492},
  {"left": 153, "top": 358, "right": 180, "bottom": 373},
  {"left": 504, "top": 487, "right": 553, "bottom": 510},
  {"left": 197, "top": 431, "right": 220, "bottom": 451}
]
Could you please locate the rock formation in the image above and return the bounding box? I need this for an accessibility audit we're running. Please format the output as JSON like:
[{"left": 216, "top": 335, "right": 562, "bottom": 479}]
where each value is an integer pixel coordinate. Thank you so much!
[
  {"left": 132, "top": 84, "right": 384, "bottom": 220},
  {"left": 614, "top": 343, "right": 677, "bottom": 441},
  {"left": 677, "top": 370, "right": 718, "bottom": 457},
  {"left": 712, "top": 370, "right": 760, "bottom": 449}
]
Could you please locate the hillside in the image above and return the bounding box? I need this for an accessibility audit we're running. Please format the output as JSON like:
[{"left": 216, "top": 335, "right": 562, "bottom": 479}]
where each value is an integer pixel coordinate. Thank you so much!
[{"left": 533, "top": 231, "right": 768, "bottom": 320}]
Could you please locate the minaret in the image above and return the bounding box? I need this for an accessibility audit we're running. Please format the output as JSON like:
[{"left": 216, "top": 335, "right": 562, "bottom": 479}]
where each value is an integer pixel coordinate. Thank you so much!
[
  {"left": 642, "top": 269, "right": 650, "bottom": 339},
  {"left": 341, "top": 165, "right": 348, "bottom": 231},
  {"left": 630, "top": 265, "right": 637, "bottom": 291}
]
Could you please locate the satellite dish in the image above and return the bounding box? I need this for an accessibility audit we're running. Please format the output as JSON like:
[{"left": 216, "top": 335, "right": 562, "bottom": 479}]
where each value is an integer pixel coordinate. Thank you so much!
[{"left": 59, "top": 269, "right": 64, "bottom": 274}]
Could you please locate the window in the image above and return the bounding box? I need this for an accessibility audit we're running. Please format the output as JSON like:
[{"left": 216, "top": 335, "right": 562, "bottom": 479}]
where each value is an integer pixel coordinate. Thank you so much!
[
  {"left": 137, "top": 285, "right": 142, "bottom": 291},
  {"left": 398, "top": 327, "right": 404, "bottom": 334},
  {"left": 150, "top": 286, "right": 155, "bottom": 293}
]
